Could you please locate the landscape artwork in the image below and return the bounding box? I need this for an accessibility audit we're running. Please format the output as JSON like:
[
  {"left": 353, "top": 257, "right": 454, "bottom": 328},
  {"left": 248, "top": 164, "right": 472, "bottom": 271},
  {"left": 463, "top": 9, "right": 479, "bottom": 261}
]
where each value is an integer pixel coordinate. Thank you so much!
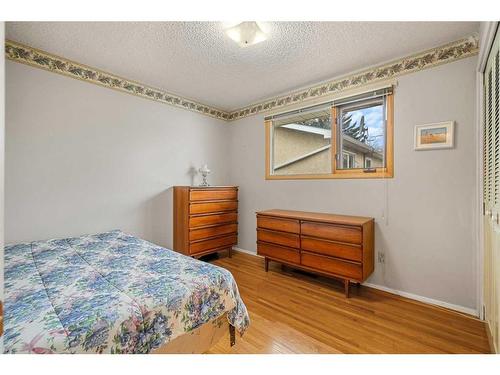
[
  {"left": 420, "top": 127, "right": 447, "bottom": 144},
  {"left": 415, "top": 121, "right": 454, "bottom": 150}
]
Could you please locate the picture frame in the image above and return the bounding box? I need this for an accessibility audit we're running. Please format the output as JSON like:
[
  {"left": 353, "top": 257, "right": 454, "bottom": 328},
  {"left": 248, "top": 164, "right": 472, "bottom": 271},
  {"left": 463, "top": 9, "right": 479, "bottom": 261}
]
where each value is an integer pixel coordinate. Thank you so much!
[{"left": 414, "top": 121, "right": 454, "bottom": 150}]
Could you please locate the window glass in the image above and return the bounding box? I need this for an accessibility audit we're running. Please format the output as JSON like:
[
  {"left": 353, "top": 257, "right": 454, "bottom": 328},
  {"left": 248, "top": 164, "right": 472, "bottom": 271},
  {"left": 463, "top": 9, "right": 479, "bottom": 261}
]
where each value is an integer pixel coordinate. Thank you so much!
[
  {"left": 338, "top": 99, "right": 385, "bottom": 170},
  {"left": 272, "top": 107, "right": 331, "bottom": 175}
]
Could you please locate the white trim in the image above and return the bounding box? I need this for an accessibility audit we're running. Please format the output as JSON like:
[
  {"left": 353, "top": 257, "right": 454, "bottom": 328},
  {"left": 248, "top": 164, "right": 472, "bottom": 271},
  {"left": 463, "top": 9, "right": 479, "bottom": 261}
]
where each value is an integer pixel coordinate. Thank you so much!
[
  {"left": 478, "top": 22, "right": 499, "bottom": 73},
  {"left": 475, "top": 22, "right": 498, "bottom": 321},
  {"left": 362, "top": 283, "right": 478, "bottom": 317},
  {"left": 232, "top": 246, "right": 262, "bottom": 257},
  {"left": 476, "top": 71, "right": 485, "bottom": 320},
  {"left": 486, "top": 320, "right": 498, "bottom": 353},
  {"left": 233, "top": 246, "right": 478, "bottom": 317},
  {"left": 282, "top": 124, "right": 332, "bottom": 138}
]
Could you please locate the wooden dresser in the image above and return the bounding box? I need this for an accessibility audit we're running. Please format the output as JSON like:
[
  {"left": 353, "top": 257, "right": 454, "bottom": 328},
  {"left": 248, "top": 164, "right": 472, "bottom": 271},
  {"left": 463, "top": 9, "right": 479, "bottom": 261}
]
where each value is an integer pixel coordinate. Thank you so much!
[
  {"left": 256, "top": 209, "right": 374, "bottom": 297},
  {"left": 174, "top": 186, "right": 238, "bottom": 258}
]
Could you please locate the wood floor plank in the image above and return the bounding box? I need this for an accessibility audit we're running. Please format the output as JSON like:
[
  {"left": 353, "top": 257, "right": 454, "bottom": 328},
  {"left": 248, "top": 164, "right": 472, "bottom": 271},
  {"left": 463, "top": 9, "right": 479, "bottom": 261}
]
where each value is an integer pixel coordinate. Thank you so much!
[{"left": 207, "top": 252, "right": 490, "bottom": 354}]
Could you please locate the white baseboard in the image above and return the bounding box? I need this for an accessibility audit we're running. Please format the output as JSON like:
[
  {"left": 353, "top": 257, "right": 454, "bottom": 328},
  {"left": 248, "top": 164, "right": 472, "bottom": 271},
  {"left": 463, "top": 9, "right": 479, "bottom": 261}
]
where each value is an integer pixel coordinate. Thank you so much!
[
  {"left": 362, "top": 282, "right": 478, "bottom": 317},
  {"left": 232, "top": 246, "right": 478, "bottom": 317},
  {"left": 232, "top": 246, "right": 262, "bottom": 257},
  {"left": 486, "top": 319, "right": 497, "bottom": 353}
]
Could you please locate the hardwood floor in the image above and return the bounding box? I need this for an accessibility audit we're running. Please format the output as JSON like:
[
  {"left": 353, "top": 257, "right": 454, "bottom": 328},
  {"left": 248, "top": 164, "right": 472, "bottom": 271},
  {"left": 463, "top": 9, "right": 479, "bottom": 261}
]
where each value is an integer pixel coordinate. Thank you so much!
[{"left": 207, "top": 251, "right": 491, "bottom": 354}]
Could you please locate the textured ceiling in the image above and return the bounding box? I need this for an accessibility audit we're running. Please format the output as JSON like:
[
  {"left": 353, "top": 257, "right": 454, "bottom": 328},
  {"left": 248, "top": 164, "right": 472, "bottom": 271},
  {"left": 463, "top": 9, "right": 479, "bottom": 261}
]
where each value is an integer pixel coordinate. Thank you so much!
[{"left": 6, "top": 22, "right": 478, "bottom": 111}]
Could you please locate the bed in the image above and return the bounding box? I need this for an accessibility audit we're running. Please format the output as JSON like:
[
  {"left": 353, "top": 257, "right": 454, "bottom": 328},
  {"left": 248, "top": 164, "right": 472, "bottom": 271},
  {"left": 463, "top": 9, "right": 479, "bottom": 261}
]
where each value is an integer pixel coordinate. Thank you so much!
[{"left": 3, "top": 229, "right": 249, "bottom": 354}]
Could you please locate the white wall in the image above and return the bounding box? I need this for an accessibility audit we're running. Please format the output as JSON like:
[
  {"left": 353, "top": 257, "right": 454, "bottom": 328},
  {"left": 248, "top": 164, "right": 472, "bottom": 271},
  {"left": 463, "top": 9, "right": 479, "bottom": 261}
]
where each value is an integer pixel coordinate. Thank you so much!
[
  {"left": 5, "top": 61, "right": 230, "bottom": 247},
  {"left": 228, "top": 56, "right": 478, "bottom": 312}
]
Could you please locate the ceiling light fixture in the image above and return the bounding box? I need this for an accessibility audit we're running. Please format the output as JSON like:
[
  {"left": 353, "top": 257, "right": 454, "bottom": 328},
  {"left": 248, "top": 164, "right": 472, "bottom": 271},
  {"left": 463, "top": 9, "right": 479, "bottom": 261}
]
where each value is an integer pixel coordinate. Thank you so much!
[{"left": 225, "top": 21, "right": 267, "bottom": 47}]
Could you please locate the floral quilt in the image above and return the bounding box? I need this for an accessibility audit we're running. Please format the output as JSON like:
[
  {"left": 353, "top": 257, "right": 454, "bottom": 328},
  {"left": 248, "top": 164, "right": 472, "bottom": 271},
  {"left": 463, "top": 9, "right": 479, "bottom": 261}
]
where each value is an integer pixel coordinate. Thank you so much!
[{"left": 3, "top": 230, "right": 249, "bottom": 354}]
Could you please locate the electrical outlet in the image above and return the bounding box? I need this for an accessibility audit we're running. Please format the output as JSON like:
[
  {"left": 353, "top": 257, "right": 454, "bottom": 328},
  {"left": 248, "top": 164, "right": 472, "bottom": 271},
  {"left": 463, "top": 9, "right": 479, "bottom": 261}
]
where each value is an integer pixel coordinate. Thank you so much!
[{"left": 377, "top": 252, "right": 385, "bottom": 264}]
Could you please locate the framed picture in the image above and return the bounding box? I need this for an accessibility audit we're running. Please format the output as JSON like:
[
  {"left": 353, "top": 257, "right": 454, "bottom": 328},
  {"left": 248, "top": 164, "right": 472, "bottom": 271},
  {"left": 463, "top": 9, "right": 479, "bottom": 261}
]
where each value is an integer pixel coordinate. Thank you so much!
[{"left": 414, "top": 121, "right": 454, "bottom": 150}]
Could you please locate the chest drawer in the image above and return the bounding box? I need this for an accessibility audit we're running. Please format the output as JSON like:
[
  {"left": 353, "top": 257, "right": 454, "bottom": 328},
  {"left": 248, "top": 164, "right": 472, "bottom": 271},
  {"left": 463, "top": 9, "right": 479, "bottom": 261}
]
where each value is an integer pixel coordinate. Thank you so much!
[
  {"left": 189, "top": 212, "right": 237, "bottom": 228},
  {"left": 257, "top": 229, "right": 300, "bottom": 248},
  {"left": 190, "top": 234, "right": 237, "bottom": 254},
  {"left": 189, "top": 223, "right": 238, "bottom": 241},
  {"left": 190, "top": 201, "right": 238, "bottom": 215},
  {"left": 301, "top": 221, "right": 362, "bottom": 244},
  {"left": 257, "top": 242, "right": 300, "bottom": 264},
  {"left": 174, "top": 186, "right": 238, "bottom": 257},
  {"left": 257, "top": 215, "right": 300, "bottom": 234},
  {"left": 301, "top": 236, "right": 362, "bottom": 262},
  {"left": 190, "top": 189, "right": 237, "bottom": 202},
  {"left": 301, "top": 252, "right": 362, "bottom": 279}
]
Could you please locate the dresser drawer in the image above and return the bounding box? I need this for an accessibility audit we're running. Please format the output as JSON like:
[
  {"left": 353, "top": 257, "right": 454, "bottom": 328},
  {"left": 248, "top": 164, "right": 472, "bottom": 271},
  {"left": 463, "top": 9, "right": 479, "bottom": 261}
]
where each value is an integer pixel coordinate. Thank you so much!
[
  {"left": 190, "top": 201, "right": 238, "bottom": 215},
  {"left": 301, "top": 221, "right": 362, "bottom": 244},
  {"left": 257, "top": 242, "right": 300, "bottom": 264},
  {"left": 189, "top": 223, "right": 238, "bottom": 241},
  {"left": 257, "top": 229, "right": 300, "bottom": 248},
  {"left": 257, "top": 215, "right": 300, "bottom": 234},
  {"left": 190, "top": 189, "right": 237, "bottom": 202},
  {"left": 301, "top": 236, "right": 362, "bottom": 262},
  {"left": 189, "top": 212, "right": 237, "bottom": 228},
  {"left": 301, "top": 252, "right": 362, "bottom": 279},
  {"left": 190, "top": 234, "right": 237, "bottom": 254}
]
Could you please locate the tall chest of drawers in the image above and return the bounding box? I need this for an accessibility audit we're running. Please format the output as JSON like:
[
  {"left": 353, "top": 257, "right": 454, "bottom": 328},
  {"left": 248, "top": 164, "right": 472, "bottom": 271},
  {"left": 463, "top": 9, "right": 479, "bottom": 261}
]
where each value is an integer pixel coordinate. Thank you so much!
[
  {"left": 256, "top": 209, "right": 374, "bottom": 297},
  {"left": 174, "top": 186, "right": 238, "bottom": 258}
]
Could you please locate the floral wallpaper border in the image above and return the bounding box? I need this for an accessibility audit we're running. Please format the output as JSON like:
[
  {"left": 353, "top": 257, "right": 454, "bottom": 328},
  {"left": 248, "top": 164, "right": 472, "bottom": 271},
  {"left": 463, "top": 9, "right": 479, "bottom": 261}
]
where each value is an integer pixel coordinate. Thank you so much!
[
  {"left": 5, "top": 40, "right": 230, "bottom": 120},
  {"left": 226, "top": 35, "right": 479, "bottom": 121},
  {"left": 5, "top": 35, "right": 478, "bottom": 122}
]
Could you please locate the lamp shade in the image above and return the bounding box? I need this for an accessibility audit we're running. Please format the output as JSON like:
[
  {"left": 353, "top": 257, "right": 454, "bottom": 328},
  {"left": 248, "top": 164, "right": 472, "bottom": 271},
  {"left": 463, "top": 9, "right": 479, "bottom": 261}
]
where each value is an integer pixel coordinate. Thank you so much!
[{"left": 225, "top": 22, "right": 267, "bottom": 47}]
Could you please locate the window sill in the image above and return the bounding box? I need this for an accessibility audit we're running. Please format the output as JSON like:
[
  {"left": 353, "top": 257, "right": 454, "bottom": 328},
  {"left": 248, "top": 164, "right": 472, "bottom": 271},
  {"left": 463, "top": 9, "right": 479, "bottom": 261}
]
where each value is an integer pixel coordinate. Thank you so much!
[{"left": 265, "top": 170, "right": 393, "bottom": 180}]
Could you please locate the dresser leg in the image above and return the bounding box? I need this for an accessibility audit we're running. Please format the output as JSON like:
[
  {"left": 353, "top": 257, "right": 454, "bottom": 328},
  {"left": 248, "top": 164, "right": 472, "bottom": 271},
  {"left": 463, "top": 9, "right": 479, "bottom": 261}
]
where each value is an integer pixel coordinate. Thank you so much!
[
  {"left": 228, "top": 247, "right": 232, "bottom": 258},
  {"left": 344, "top": 279, "right": 350, "bottom": 298},
  {"left": 265, "top": 258, "right": 269, "bottom": 272}
]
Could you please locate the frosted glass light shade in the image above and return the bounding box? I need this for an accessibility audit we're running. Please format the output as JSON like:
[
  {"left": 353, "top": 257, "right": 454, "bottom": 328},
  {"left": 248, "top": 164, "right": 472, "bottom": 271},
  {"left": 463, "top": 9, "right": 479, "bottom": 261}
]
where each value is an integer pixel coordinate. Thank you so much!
[{"left": 225, "top": 22, "right": 267, "bottom": 47}]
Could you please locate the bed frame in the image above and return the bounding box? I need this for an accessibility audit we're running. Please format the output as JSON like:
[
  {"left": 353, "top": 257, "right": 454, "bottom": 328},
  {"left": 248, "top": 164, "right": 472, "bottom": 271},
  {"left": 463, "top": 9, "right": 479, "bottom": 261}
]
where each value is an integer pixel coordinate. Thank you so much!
[{"left": 152, "top": 313, "right": 235, "bottom": 354}]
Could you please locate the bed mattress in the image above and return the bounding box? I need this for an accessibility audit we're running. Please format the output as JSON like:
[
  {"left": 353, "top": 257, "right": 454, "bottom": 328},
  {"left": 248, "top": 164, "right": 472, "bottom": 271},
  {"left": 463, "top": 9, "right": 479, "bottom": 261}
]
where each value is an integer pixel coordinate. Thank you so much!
[{"left": 3, "top": 230, "right": 249, "bottom": 354}]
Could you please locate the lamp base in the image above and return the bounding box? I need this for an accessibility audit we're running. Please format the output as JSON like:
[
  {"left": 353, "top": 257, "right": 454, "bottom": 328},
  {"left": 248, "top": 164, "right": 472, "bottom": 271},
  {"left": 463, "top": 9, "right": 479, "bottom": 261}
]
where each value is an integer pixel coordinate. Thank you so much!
[{"left": 199, "top": 173, "right": 210, "bottom": 187}]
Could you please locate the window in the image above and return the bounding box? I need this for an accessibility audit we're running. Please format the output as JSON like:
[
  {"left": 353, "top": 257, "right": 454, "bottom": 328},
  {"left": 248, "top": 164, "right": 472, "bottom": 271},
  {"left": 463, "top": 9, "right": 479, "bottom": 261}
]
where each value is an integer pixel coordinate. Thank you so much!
[
  {"left": 265, "top": 88, "right": 393, "bottom": 179},
  {"left": 343, "top": 152, "right": 356, "bottom": 169}
]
